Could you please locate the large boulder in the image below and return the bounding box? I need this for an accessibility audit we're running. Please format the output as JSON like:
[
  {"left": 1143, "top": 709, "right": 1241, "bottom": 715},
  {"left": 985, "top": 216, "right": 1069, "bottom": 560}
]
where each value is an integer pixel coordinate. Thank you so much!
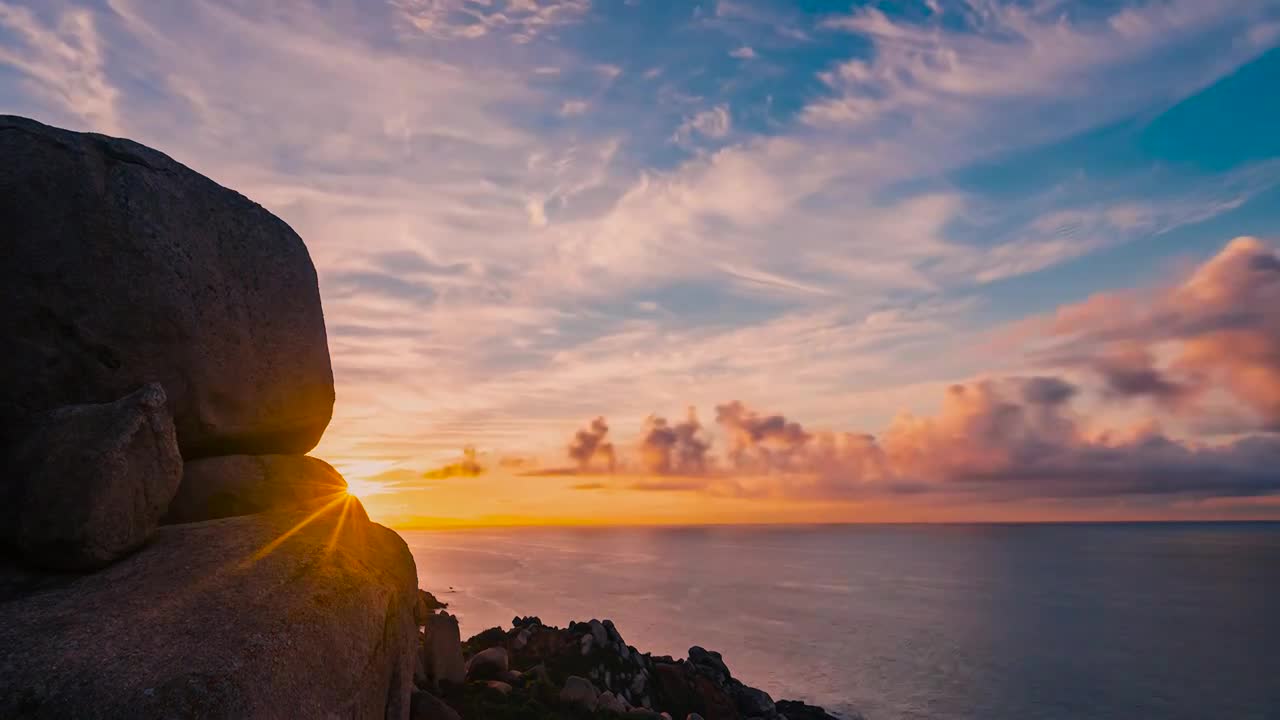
[
  {"left": 560, "top": 676, "right": 600, "bottom": 711},
  {"left": 0, "top": 115, "right": 334, "bottom": 459},
  {"left": 465, "top": 646, "right": 509, "bottom": 681},
  {"left": 162, "top": 454, "right": 346, "bottom": 524},
  {"left": 0, "top": 383, "right": 181, "bottom": 570},
  {"left": 0, "top": 498, "right": 418, "bottom": 719}
]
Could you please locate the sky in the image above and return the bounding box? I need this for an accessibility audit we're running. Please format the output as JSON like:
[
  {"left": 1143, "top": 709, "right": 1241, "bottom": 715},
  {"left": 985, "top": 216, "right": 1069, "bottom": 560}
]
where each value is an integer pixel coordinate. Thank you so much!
[{"left": 3, "top": 0, "right": 1279, "bottom": 526}]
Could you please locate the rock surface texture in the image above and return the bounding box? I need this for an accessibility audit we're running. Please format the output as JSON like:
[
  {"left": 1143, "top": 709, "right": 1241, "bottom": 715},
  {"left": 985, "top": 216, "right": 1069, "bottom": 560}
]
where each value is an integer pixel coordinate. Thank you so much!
[
  {"left": 0, "top": 114, "right": 334, "bottom": 459},
  {"left": 0, "top": 383, "right": 181, "bottom": 570},
  {"left": 0, "top": 503, "right": 418, "bottom": 719},
  {"left": 162, "top": 454, "right": 347, "bottom": 524}
]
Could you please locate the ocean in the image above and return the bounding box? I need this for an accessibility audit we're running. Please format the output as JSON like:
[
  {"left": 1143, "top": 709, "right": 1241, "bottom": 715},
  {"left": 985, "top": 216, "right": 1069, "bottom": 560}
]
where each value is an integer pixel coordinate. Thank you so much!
[{"left": 401, "top": 523, "right": 1280, "bottom": 720}]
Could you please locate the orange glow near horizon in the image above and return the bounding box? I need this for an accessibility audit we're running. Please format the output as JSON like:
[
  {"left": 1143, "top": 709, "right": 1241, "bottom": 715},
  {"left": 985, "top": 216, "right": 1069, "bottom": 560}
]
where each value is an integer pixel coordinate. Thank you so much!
[{"left": 330, "top": 466, "right": 1280, "bottom": 530}]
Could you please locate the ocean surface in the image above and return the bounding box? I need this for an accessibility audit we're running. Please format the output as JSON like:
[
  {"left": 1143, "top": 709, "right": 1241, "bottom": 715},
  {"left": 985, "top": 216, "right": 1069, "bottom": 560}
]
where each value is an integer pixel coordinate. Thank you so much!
[{"left": 401, "top": 523, "right": 1280, "bottom": 720}]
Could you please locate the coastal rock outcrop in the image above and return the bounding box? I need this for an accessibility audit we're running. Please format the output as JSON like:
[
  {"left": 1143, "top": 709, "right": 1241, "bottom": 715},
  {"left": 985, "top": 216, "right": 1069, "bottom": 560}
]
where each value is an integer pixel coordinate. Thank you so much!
[
  {"left": 162, "top": 454, "right": 347, "bottom": 524},
  {"left": 0, "top": 383, "right": 181, "bottom": 570},
  {"left": 431, "top": 615, "right": 852, "bottom": 720},
  {"left": 0, "top": 114, "right": 334, "bottom": 459},
  {"left": 0, "top": 502, "right": 418, "bottom": 719}
]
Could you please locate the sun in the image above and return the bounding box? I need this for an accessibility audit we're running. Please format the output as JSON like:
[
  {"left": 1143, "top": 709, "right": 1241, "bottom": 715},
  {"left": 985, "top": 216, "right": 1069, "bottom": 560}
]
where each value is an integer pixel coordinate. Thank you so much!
[{"left": 327, "top": 458, "right": 395, "bottom": 500}]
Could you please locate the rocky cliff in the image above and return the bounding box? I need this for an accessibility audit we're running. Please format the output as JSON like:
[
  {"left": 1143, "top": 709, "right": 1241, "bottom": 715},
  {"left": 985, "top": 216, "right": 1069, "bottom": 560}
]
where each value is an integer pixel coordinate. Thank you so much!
[{"left": 0, "top": 115, "right": 418, "bottom": 719}]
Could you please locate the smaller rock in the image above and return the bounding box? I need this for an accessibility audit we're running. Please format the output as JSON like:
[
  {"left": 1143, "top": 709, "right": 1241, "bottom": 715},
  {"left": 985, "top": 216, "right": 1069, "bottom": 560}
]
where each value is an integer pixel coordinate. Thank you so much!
[
  {"left": 512, "top": 627, "right": 531, "bottom": 650},
  {"left": 1, "top": 383, "right": 181, "bottom": 570},
  {"left": 604, "top": 618, "right": 625, "bottom": 645},
  {"left": 497, "top": 669, "right": 522, "bottom": 686},
  {"left": 774, "top": 700, "right": 851, "bottom": 720},
  {"left": 561, "top": 675, "right": 600, "bottom": 711},
  {"left": 523, "top": 664, "right": 552, "bottom": 687},
  {"left": 465, "top": 646, "right": 509, "bottom": 681},
  {"left": 630, "top": 672, "right": 648, "bottom": 697},
  {"left": 687, "top": 715, "right": 706, "bottom": 720},
  {"left": 410, "top": 689, "right": 461, "bottom": 720},
  {"left": 581, "top": 633, "right": 595, "bottom": 655},
  {"left": 599, "top": 690, "right": 629, "bottom": 714},
  {"left": 482, "top": 680, "right": 513, "bottom": 696},
  {"left": 736, "top": 685, "right": 776, "bottom": 717},
  {"left": 688, "top": 646, "right": 731, "bottom": 680},
  {"left": 589, "top": 619, "right": 609, "bottom": 648}
]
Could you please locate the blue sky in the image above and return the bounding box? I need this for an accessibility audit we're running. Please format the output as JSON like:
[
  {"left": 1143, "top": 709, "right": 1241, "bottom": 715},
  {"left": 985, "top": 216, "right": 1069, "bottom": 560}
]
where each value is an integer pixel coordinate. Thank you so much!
[{"left": 3, "top": 0, "right": 1279, "bottom": 521}]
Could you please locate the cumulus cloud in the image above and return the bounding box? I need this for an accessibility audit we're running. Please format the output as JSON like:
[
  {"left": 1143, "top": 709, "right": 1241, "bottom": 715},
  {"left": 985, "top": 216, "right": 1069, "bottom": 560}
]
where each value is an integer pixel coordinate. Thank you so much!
[
  {"left": 567, "top": 416, "right": 616, "bottom": 471},
  {"left": 715, "top": 400, "right": 811, "bottom": 472},
  {"left": 729, "top": 46, "right": 755, "bottom": 59},
  {"left": 639, "top": 408, "right": 711, "bottom": 474},
  {"left": 1042, "top": 237, "right": 1280, "bottom": 430},
  {"left": 548, "top": 378, "right": 1280, "bottom": 502}
]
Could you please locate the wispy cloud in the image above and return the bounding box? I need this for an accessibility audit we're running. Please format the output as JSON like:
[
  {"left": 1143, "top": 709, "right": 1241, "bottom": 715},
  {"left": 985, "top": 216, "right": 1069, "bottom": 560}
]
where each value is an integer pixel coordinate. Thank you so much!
[
  {"left": 0, "top": 2, "right": 118, "bottom": 132},
  {"left": 393, "top": 0, "right": 590, "bottom": 42}
]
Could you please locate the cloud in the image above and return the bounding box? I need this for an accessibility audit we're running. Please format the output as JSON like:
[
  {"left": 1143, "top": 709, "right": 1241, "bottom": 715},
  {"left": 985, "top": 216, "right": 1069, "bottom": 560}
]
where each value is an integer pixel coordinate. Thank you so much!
[
  {"left": 559, "top": 99, "right": 589, "bottom": 116},
  {"left": 0, "top": 2, "right": 119, "bottom": 132},
  {"left": 567, "top": 416, "right": 616, "bottom": 471},
  {"left": 393, "top": 0, "right": 590, "bottom": 42},
  {"left": 673, "top": 105, "right": 731, "bottom": 144},
  {"left": 729, "top": 46, "right": 755, "bottom": 59},
  {"left": 810, "top": 0, "right": 1278, "bottom": 137},
  {"left": 639, "top": 409, "right": 711, "bottom": 474},
  {"left": 421, "top": 447, "right": 485, "bottom": 479},
  {"left": 542, "top": 378, "right": 1280, "bottom": 503},
  {"left": 368, "top": 448, "right": 485, "bottom": 487},
  {"left": 716, "top": 400, "right": 811, "bottom": 472},
  {"left": 1041, "top": 237, "right": 1280, "bottom": 430}
]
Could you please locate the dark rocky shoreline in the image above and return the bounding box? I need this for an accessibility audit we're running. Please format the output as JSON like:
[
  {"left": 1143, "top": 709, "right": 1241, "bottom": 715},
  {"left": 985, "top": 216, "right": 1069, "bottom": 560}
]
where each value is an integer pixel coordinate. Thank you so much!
[{"left": 410, "top": 591, "right": 856, "bottom": 720}]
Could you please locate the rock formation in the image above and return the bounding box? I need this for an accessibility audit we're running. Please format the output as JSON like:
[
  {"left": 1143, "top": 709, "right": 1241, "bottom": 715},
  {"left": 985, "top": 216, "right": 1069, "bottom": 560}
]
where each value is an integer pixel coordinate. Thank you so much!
[
  {"left": 409, "top": 614, "right": 856, "bottom": 720},
  {"left": 0, "top": 116, "right": 418, "bottom": 719},
  {"left": 0, "top": 114, "right": 334, "bottom": 458}
]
